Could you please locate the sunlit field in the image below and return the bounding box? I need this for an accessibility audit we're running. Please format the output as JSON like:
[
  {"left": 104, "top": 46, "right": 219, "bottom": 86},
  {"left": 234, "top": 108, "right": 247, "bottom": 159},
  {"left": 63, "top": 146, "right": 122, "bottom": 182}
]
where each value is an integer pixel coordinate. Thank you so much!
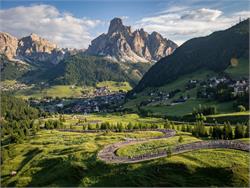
[{"left": 1, "top": 130, "right": 249, "bottom": 187}]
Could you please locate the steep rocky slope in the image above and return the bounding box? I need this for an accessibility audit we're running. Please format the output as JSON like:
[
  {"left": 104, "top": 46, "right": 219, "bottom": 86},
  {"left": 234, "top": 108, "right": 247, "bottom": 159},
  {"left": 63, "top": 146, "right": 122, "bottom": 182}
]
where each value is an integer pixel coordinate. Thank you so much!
[
  {"left": 86, "top": 18, "right": 177, "bottom": 63},
  {"left": 0, "top": 32, "right": 78, "bottom": 64}
]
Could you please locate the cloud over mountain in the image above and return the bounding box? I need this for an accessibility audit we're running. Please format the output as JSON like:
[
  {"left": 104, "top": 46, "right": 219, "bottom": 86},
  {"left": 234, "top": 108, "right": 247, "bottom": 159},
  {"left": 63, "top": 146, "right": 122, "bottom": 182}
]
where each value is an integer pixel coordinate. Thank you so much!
[
  {"left": 0, "top": 4, "right": 101, "bottom": 49},
  {"left": 136, "top": 7, "right": 250, "bottom": 45}
]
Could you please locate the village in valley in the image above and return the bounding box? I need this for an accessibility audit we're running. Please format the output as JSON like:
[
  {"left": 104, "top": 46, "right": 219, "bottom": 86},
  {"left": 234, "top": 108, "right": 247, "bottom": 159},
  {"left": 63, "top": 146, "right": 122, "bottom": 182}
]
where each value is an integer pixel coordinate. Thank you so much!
[
  {"left": 137, "top": 75, "right": 249, "bottom": 108},
  {"left": 1, "top": 73, "right": 248, "bottom": 115},
  {"left": 29, "top": 86, "right": 126, "bottom": 114},
  {"left": 1, "top": 1, "right": 249, "bottom": 187}
]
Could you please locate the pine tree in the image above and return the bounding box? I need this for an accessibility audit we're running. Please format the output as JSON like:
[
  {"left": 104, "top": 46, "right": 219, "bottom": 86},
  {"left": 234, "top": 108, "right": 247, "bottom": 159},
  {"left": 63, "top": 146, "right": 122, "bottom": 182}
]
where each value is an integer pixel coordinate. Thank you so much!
[
  {"left": 209, "top": 126, "right": 213, "bottom": 137},
  {"left": 235, "top": 124, "right": 244, "bottom": 139},
  {"left": 127, "top": 122, "right": 133, "bottom": 130},
  {"left": 245, "top": 125, "right": 249, "bottom": 138},
  {"left": 167, "top": 146, "right": 172, "bottom": 158},
  {"left": 178, "top": 136, "right": 184, "bottom": 143},
  {"left": 164, "top": 120, "right": 171, "bottom": 129},
  {"left": 181, "top": 125, "right": 186, "bottom": 132},
  {"left": 186, "top": 125, "right": 192, "bottom": 133}
]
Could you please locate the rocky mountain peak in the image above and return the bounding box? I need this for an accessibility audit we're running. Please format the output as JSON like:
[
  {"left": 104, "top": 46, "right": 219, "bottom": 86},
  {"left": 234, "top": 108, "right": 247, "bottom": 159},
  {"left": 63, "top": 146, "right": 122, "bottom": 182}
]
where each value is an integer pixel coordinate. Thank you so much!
[
  {"left": 86, "top": 18, "right": 178, "bottom": 63},
  {"left": 0, "top": 32, "right": 69, "bottom": 64},
  {"left": 108, "top": 17, "right": 132, "bottom": 35},
  {"left": 29, "top": 33, "right": 40, "bottom": 40},
  {"left": 108, "top": 18, "right": 123, "bottom": 31},
  {"left": 0, "top": 32, "right": 18, "bottom": 59},
  {"left": 19, "top": 33, "right": 57, "bottom": 51}
]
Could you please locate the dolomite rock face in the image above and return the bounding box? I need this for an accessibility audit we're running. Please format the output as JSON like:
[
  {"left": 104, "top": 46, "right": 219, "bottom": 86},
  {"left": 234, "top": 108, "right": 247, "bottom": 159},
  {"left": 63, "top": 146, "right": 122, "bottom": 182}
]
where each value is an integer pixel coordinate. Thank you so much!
[
  {"left": 0, "top": 32, "right": 18, "bottom": 59},
  {"left": 0, "top": 32, "right": 76, "bottom": 64},
  {"left": 86, "top": 18, "right": 178, "bottom": 63},
  {"left": 17, "top": 33, "right": 56, "bottom": 55}
]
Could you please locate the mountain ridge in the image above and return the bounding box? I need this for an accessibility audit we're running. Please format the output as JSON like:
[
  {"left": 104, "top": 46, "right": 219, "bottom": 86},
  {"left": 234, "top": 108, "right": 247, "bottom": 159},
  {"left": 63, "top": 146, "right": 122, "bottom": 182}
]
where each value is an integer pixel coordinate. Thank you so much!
[
  {"left": 86, "top": 17, "right": 178, "bottom": 63},
  {"left": 0, "top": 32, "right": 81, "bottom": 65},
  {"left": 131, "top": 19, "right": 249, "bottom": 93}
]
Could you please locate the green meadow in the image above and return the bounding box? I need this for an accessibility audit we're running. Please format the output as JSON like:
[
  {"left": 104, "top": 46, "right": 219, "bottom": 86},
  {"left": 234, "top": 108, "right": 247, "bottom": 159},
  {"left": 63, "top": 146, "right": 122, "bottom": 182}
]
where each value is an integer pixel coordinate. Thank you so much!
[
  {"left": 225, "top": 58, "right": 249, "bottom": 79},
  {"left": 116, "top": 134, "right": 201, "bottom": 157},
  {"left": 1, "top": 130, "right": 249, "bottom": 187},
  {"left": 124, "top": 61, "right": 249, "bottom": 117},
  {"left": 14, "top": 81, "right": 132, "bottom": 99}
]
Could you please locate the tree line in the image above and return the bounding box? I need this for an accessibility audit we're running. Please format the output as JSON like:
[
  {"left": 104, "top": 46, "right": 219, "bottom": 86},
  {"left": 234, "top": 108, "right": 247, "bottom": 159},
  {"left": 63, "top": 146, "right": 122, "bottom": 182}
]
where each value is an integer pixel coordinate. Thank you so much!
[
  {"left": 46, "top": 117, "right": 249, "bottom": 139},
  {"left": 1, "top": 94, "right": 41, "bottom": 144}
]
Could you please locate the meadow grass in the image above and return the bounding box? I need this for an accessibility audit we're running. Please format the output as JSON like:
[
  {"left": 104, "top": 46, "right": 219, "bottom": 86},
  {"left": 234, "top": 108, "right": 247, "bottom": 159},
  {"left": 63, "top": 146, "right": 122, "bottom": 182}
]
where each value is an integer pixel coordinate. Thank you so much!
[
  {"left": 142, "top": 99, "right": 235, "bottom": 116},
  {"left": 116, "top": 135, "right": 201, "bottom": 157},
  {"left": 225, "top": 58, "right": 249, "bottom": 79},
  {"left": 237, "top": 138, "right": 250, "bottom": 143},
  {"left": 1, "top": 130, "right": 249, "bottom": 187},
  {"left": 44, "top": 113, "right": 166, "bottom": 129},
  {"left": 15, "top": 85, "right": 84, "bottom": 99},
  {"left": 124, "top": 69, "right": 237, "bottom": 116},
  {"left": 14, "top": 81, "right": 132, "bottom": 99},
  {"left": 96, "top": 81, "right": 132, "bottom": 92},
  {"left": 207, "top": 111, "right": 250, "bottom": 117}
]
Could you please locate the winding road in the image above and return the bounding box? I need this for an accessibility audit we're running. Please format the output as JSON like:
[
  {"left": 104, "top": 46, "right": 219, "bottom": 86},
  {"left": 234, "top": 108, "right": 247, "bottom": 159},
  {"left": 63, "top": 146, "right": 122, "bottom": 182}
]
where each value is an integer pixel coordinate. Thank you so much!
[{"left": 97, "top": 129, "right": 250, "bottom": 164}]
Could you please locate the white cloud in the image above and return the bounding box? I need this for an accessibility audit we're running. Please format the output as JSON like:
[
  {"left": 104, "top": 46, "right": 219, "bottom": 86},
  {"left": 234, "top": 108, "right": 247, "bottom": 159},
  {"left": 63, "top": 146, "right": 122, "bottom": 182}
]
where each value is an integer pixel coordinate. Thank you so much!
[
  {"left": 0, "top": 4, "right": 101, "bottom": 49},
  {"left": 120, "top": 16, "right": 129, "bottom": 20},
  {"left": 136, "top": 7, "right": 250, "bottom": 45}
]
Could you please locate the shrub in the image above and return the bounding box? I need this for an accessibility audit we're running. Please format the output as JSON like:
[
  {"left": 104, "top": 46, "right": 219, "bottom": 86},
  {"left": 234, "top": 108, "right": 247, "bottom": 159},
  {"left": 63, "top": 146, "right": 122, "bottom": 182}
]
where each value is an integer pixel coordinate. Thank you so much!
[
  {"left": 88, "top": 123, "right": 96, "bottom": 130},
  {"left": 166, "top": 146, "right": 172, "bottom": 158},
  {"left": 193, "top": 105, "right": 217, "bottom": 116},
  {"left": 237, "top": 105, "right": 246, "bottom": 112},
  {"left": 235, "top": 124, "right": 245, "bottom": 139},
  {"left": 178, "top": 136, "right": 184, "bottom": 143}
]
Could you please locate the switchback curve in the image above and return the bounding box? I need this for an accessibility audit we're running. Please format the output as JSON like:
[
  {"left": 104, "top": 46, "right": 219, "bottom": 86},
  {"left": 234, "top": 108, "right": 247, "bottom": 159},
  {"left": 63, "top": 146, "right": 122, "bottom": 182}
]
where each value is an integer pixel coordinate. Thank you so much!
[{"left": 97, "top": 129, "right": 250, "bottom": 164}]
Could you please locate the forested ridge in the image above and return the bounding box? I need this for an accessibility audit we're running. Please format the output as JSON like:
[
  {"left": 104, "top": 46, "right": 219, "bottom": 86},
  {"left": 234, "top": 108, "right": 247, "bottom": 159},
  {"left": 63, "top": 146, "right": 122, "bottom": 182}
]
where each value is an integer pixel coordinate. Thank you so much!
[
  {"left": 1, "top": 54, "right": 151, "bottom": 86},
  {"left": 133, "top": 19, "right": 249, "bottom": 93},
  {"left": 1, "top": 94, "right": 40, "bottom": 145}
]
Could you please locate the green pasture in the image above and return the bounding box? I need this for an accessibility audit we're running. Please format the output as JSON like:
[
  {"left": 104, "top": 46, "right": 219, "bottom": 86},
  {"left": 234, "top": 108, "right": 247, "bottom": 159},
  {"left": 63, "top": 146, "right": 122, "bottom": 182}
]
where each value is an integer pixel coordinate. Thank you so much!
[
  {"left": 15, "top": 85, "right": 84, "bottom": 99},
  {"left": 13, "top": 81, "right": 132, "bottom": 99},
  {"left": 116, "top": 135, "right": 201, "bottom": 157},
  {"left": 225, "top": 58, "right": 249, "bottom": 79},
  {"left": 96, "top": 81, "right": 132, "bottom": 92},
  {"left": 1, "top": 130, "right": 249, "bottom": 187}
]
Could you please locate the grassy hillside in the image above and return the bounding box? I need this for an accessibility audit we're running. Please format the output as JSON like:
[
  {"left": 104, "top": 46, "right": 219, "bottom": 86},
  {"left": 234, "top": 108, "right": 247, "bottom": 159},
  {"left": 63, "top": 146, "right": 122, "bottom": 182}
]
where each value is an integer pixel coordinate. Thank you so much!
[
  {"left": 96, "top": 81, "right": 132, "bottom": 92},
  {"left": 0, "top": 55, "right": 30, "bottom": 81},
  {"left": 116, "top": 135, "right": 201, "bottom": 157},
  {"left": 44, "top": 113, "right": 166, "bottom": 128},
  {"left": 14, "top": 81, "right": 132, "bottom": 99},
  {"left": 1, "top": 130, "right": 249, "bottom": 187},
  {"left": 225, "top": 58, "right": 249, "bottom": 79},
  {"left": 15, "top": 85, "right": 84, "bottom": 99},
  {"left": 124, "top": 69, "right": 237, "bottom": 116},
  {"left": 206, "top": 111, "right": 250, "bottom": 124},
  {"left": 132, "top": 19, "right": 249, "bottom": 93},
  {"left": 18, "top": 55, "right": 151, "bottom": 87},
  {"left": 142, "top": 100, "right": 235, "bottom": 117}
]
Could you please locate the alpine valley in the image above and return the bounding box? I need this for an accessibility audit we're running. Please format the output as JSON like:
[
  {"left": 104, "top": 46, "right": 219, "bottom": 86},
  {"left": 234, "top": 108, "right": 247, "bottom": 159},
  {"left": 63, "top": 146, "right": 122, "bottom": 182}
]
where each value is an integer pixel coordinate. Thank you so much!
[
  {"left": 1, "top": 5, "right": 250, "bottom": 187},
  {"left": 0, "top": 18, "right": 177, "bottom": 86}
]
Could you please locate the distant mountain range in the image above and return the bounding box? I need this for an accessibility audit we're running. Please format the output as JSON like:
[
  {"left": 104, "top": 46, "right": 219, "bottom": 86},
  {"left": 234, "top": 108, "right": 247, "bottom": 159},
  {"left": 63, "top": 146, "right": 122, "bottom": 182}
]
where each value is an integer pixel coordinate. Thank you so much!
[
  {"left": 132, "top": 19, "right": 249, "bottom": 93},
  {"left": 0, "top": 17, "right": 177, "bottom": 66},
  {"left": 0, "top": 32, "right": 81, "bottom": 65},
  {"left": 0, "top": 17, "right": 177, "bottom": 85},
  {"left": 2, "top": 18, "right": 247, "bottom": 91},
  {"left": 86, "top": 18, "right": 177, "bottom": 62}
]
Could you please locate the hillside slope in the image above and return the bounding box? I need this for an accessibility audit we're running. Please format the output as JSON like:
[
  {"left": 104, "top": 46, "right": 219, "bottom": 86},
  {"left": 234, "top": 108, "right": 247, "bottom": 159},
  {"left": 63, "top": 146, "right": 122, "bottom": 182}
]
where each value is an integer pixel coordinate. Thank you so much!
[
  {"left": 22, "top": 55, "right": 151, "bottom": 86},
  {"left": 132, "top": 19, "right": 249, "bottom": 93}
]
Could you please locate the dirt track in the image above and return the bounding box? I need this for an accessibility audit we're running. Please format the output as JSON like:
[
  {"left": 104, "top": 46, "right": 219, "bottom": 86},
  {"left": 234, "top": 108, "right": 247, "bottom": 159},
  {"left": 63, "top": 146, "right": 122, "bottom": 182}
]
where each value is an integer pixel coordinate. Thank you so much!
[{"left": 97, "top": 129, "right": 250, "bottom": 164}]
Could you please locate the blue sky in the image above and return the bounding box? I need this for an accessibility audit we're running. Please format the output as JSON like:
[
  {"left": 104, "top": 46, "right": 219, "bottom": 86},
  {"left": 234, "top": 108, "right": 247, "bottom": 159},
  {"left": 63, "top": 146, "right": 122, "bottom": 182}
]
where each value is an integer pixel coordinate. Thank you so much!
[{"left": 1, "top": 0, "right": 249, "bottom": 48}]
